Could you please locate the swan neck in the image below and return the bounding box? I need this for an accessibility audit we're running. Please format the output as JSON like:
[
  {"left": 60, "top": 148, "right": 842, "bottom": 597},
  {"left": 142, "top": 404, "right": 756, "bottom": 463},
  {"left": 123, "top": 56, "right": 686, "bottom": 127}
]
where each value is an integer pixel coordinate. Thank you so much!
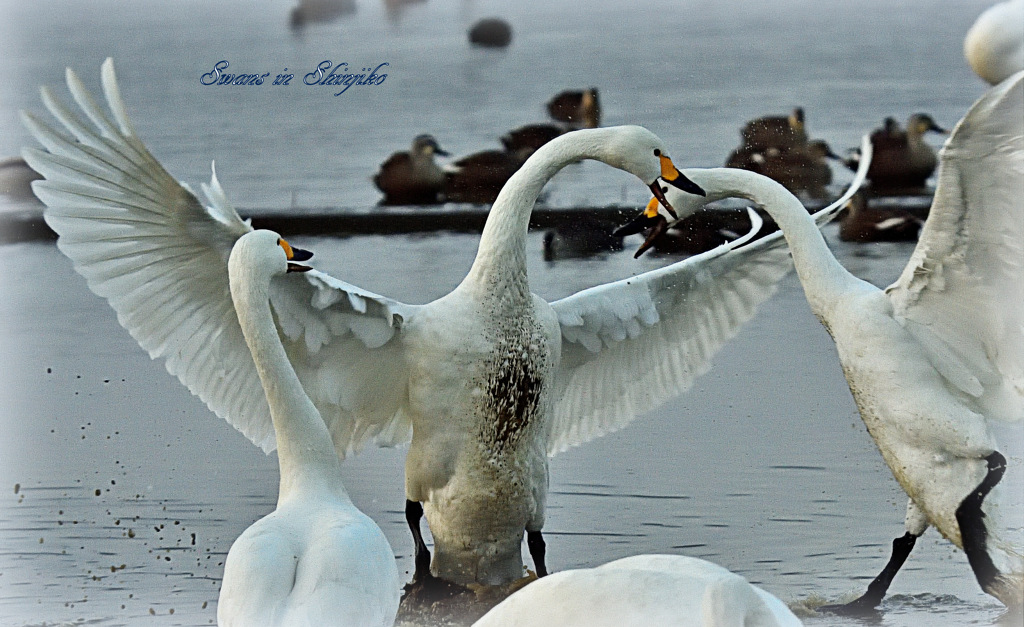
[
  {"left": 684, "top": 168, "right": 858, "bottom": 312},
  {"left": 463, "top": 131, "right": 608, "bottom": 295},
  {"left": 229, "top": 265, "right": 346, "bottom": 503}
]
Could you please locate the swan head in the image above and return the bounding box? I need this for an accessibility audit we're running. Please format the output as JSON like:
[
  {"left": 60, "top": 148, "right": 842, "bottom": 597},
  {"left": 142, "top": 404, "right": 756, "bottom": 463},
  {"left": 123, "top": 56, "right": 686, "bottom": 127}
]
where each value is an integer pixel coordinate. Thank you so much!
[
  {"left": 595, "top": 125, "right": 706, "bottom": 218},
  {"left": 229, "top": 230, "right": 314, "bottom": 282}
]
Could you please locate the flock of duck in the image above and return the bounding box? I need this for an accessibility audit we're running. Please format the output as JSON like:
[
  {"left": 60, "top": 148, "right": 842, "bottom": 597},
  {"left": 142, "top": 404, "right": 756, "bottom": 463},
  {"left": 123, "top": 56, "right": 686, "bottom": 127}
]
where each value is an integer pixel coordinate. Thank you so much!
[
  {"left": 374, "top": 87, "right": 601, "bottom": 205},
  {"left": 17, "top": 1, "right": 1024, "bottom": 625},
  {"left": 371, "top": 87, "right": 956, "bottom": 256}
]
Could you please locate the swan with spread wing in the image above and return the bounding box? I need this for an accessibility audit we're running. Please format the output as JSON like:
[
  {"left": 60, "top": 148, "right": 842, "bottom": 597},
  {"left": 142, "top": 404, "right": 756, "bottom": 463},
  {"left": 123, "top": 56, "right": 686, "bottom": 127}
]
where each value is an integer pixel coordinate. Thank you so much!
[
  {"left": 24, "top": 58, "right": 849, "bottom": 587},
  {"left": 633, "top": 72, "right": 1024, "bottom": 613}
]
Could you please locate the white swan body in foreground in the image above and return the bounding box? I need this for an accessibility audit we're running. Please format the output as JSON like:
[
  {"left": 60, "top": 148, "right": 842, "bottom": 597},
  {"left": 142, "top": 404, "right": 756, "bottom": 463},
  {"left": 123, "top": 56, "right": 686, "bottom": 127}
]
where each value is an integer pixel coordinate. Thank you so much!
[
  {"left": 650, "top": 72, "right": 1024, "bottom": 612},
  {"left": 218, "top": 232, "right": 400, "bottom": 626},
  {"left": 472, "top": 555, "right": 802, "bottom": 627},
  {"left": 964, "top": 0, "right": 1024, "bottom": 85},
  {"left": 27, "top": 58, "right": 808, "bottom": 587}
]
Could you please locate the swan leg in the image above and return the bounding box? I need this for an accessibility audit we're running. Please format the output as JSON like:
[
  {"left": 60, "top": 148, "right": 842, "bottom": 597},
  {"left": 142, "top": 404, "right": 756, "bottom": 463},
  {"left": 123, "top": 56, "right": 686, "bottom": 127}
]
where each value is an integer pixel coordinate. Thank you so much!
[
  {"left": 527, "top": 529, "right": 548, "bottom": 577},
  {"left": 956, "top": 451, "right": 1007, "bottom": 598},
  {"left": 405, "top": 499, "right": 431, "bottom": 579},
  {"left": 821, "top": 499, "right": 927, "bottom": 616}
]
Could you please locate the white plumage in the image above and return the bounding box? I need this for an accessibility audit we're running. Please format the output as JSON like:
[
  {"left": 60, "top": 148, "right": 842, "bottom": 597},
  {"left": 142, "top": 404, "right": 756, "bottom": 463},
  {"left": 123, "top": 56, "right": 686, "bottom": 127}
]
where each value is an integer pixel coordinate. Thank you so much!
[
  {"left": 656, "top": 72, "right": 1024, "bottom": 612},
  {"left": 22, "top": 58, "right": 856, "bottom": 586},
  {"left": 472, "top": 555, "right": 802, "bottom": 627},
  {"left": 217, "top": 231, "right": 400, "bottom": 626},
  {"left": 964, "top": 0, "right": 1024, "bottom": 85}
]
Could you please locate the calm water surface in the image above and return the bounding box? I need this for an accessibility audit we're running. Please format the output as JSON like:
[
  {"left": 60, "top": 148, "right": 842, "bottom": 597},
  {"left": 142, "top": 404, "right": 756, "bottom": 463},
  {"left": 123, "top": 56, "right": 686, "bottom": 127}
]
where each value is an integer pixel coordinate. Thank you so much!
[{"left": 1, "top": 0, "right": 1021, "bottom": 625}]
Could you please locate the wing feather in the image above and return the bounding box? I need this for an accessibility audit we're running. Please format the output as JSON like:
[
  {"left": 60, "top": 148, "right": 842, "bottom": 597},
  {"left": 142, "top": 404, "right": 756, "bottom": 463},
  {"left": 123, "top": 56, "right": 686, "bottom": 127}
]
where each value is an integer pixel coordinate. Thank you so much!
[
  {"left": 887, "top": 71, "right": 1024, "bottom": 421},
  {"left": 547, "top": 140, "right": 871, "bottom": 455},
  {"left": 23, "top": 58, "right": 419, "bottom": 456}
]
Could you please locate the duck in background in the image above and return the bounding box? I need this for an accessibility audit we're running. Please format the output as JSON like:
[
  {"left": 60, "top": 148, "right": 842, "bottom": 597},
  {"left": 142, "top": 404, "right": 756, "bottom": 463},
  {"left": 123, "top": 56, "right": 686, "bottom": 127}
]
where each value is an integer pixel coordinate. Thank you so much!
[
  {"left": 964, "top": 0, "right": 1024, "bottom": 85},
  {"left": 289, "top": 0, "right": 356, "bottom": 31},
  {"left": 446, "top": 124, "right": 565, "bottom": 205},
  {"left": 444, "top": 93, "right": 587, "bottom": 205},
  {"left": 837, "top": 190, "right": 923, "bottom": 242},
  {"left": 739, "top": 107, "right": 807, "bottom": 152},
  {"left": 373, "top": 134, "right": 450, "bottom": 205},
  {"left": 468, "top": 17, "right": 513, "bottom": 48},
  {"left": 501, "top": 123, "right": 565, "bottom": 155},
  {"left": 547, "top": 88, "right": 601, "bottom": 129},
  {"left": 442, "top": 145, "right": 530, "bottom": 204},
  {"left": 726, "top": 139, "right": 840, "bottom": 200},
  {"left": 844, "top": 114, "right": 947, "bottom": 191},
  {"left": 725, "top": 108, "right": 838, "bottom": 200}
]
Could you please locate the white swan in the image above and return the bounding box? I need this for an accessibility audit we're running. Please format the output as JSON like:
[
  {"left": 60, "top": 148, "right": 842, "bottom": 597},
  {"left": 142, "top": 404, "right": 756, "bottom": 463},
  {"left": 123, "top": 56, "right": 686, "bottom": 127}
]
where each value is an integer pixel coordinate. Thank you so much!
[
  {"left": 218, "top": 231, "right": 401, "bottom": 626},
  {"left": 644, "top": 71, "right": 1024, "bottom": 613},
  {"left": 25, "top": 58, "right": 824, "bottom": 587},
  {"left": 964, "top": 0, "right": 1024, "bottom": 85},
  {"left": 472, "top": 555, "right": 802, "bottom": 627}
]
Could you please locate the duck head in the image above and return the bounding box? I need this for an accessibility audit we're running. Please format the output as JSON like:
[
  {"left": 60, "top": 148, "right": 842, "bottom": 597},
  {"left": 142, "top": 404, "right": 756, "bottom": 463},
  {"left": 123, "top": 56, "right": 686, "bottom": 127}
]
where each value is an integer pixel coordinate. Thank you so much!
[
  {"left": 412, "top": 134, "right": 450, "bottom": 157},
  {"left": 907, "top": 113, "right": 947, "bottom": 136}
]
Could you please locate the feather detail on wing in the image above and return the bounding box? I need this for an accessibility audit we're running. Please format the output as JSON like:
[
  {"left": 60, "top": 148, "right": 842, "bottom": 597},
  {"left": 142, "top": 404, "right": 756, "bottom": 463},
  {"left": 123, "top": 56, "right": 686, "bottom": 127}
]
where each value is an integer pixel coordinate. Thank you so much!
[
  {"left": 546, "top": 139, "right": 871, "bottom": 456},
  {"left": 22, "top": 58, "right": 418, "bottom": 455},
  {"left": 270, "top": 271, "right": 416, "bottom": 457},
  {"left": 886, "top": 71, "right": 1024, "bottom": 422},
  {"left": 547, "top": 209, "right": 783, "bottom": 454}
]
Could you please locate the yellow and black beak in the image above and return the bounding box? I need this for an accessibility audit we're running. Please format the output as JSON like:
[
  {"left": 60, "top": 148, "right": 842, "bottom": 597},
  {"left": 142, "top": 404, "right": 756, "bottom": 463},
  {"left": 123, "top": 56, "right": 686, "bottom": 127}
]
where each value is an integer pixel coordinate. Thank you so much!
[
  {"left": 649, "top": 152, "right": 704, "bottom": 219},
  {"left": 279, "top": 238, "right": 314, "bottom": 273},
  {"left": 648, "top": 180, "right": 678, "bottom": 220},
  {"left": 658, "top": 153, "right": 706, "bottom": 197},
  {"left": 612, "top": 197, "right": 670, "bottom": 259}
]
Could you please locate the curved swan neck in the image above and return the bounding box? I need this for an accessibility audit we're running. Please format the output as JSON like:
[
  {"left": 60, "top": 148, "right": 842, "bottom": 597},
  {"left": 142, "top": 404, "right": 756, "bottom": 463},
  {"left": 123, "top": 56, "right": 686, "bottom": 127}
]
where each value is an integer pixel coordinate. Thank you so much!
[
  {"left": 229, "top": 261, "right": 346, "bottom": 503},
  {"left": 683, "top": 168, "right": 860, "bottom": 313},
  {"left": 462, "top": 129, "right": 615, "bottom": 296}
]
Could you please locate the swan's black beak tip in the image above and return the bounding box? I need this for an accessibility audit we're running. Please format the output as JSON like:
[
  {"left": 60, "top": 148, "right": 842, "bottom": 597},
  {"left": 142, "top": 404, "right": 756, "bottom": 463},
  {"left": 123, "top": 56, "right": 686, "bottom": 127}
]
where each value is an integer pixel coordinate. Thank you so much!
[
  {"left": 290, "top": 247, "right": 314, "bottom": 262},
  {"left": 666, "top": 173, "right": 705, "bottom": 197},
  {"left": 647, "top": 181, "right": 679, "bottom": 219},
  {"left": 613, "top": 213, "right": 656, "bottom": 237},
  {"left": 287, "top": 262, "right": 313, "bottom": 273},
  {"left": 633, "top": 214, "right": 669, "bottom": 258}
]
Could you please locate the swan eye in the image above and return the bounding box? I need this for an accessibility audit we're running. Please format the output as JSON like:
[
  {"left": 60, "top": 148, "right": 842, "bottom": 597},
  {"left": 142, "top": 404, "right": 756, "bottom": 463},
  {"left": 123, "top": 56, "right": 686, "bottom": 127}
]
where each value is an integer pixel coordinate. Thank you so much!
[{"left": 653, "top": 149, "right": 661, "bottom": 157}]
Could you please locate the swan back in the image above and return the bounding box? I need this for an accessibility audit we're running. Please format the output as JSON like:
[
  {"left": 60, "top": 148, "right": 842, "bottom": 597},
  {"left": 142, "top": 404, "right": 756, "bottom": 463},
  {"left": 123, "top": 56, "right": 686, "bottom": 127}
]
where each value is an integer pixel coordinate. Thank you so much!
[
  {"left": 472, "top": 555, "right": 801, "bottom": 627},
  {"left": 221, "top": 230, "right": 401, "bottom": 626}
]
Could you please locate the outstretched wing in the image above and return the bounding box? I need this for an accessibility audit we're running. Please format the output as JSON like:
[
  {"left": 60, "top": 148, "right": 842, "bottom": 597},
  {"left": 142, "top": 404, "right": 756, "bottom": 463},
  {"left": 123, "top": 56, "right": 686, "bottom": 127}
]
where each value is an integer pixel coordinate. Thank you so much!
[
  {"left": 887, "top": 71, "right": 1024, "bottom": 422},
  {"left": 269, "top": 270, "right": 415, "bottom": 456},
  {"left": 547, "top": 139, "right": 871, "bottom": 455},
  {"left": 547, "top": 209, "right": 782, "bottom": 455},
  {"left": 23, "top": 58, "right": 418, "bottom": 455}
]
